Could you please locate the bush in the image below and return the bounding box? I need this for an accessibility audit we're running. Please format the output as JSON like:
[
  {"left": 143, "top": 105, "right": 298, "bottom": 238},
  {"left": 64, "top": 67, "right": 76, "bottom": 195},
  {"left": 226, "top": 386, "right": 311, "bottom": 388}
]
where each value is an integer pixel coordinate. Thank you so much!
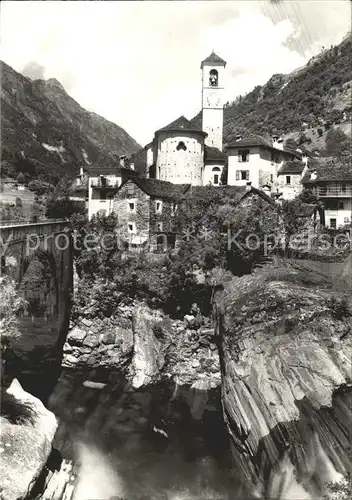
[{"left": 28, "top": 180, "right": 54, "bottom": 196}]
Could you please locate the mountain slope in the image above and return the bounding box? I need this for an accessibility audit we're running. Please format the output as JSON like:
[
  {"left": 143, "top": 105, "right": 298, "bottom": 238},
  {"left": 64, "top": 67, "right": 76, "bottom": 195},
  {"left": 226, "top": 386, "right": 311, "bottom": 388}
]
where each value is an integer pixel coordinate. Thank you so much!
[
  {"left": 193, "top": 33, "right": 352, "bottom": 151},
  {"left": 1, "top": 62, "right": 141, "bottom": 184}
]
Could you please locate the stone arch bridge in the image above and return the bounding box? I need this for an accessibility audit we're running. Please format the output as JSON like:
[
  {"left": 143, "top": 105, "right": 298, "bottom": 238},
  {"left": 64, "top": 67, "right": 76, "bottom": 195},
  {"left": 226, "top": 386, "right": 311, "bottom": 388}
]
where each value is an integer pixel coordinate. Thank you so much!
[{"left": 0, "top": 220, "right": 73, "bottom": 350}]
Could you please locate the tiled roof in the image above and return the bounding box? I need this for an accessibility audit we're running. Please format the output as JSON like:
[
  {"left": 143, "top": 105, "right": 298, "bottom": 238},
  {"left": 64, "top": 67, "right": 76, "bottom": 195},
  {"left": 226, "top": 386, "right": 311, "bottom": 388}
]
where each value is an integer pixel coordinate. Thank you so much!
[
  {"left": 183, "top": 185, "right": 246, "bottom": 201},
  {"left": 299, "top": 203, "right": 319, "bottom": 217},
  {"left": 278, "top": 161, "right": 305, "bottom": 175},
  {"left": 226, "top": 135, "right": 302, "bottom": 158},
  {"left": 127, "top": 177, "right": 191, "bottom": 200},
  {"left": 201, "top": 52, "right": 226, "bottom": 68},
  {"left": 86, "top": 164, "right": 122, "bottom": 176},
  {"left": 237, "top": 186, "right": 277, "bottom": 206},
  {"left": 87, "top": 164, "right": 138, "bottom": 177},
  {"left": 156, "top": 115, "right": 207, "bottom": 136},
  {"left": 204, "top": 145, "right": 227, "bottom": 163},
  {"left": 302, "top": 156, "right": 352, "bottom": 183}
]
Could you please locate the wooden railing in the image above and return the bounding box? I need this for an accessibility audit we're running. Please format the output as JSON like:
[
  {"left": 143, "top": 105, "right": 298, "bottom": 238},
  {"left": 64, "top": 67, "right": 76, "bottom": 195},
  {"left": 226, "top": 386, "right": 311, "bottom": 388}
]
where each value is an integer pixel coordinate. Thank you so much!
[
  {"left": 91, "top": 179, "right": 119, "bottom": 188},
  {"left": 314, "top": 186, "right": 352, "bottom": 197}
]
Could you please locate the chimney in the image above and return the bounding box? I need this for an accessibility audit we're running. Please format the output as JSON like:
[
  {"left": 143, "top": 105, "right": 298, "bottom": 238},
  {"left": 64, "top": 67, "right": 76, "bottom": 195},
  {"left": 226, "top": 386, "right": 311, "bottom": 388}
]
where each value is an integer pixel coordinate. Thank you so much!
[
  {"left": 246, "top": 181, "right": 252, "bottom": 191},
  {"left": 79, "top": 166, "right": 84, "bottom": 177},
  {"left": 302, "top": 154, "right": 308, "bottom": 166},
  {"left": 130, "top": 161, "right": 135, "bottom": 171},
  {"left": 274, "top": 136, "right": 284, "bottom": 151},
  {"left": 236, "top": 134, "right": 242, "bottom": 141}
]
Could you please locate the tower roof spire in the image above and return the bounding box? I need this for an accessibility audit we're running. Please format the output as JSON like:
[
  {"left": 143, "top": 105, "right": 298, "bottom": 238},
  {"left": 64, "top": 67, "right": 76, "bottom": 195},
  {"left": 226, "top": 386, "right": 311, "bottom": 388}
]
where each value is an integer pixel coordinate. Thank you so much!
[{"left": 201, "top": 51, "right": 226, "bottom": 68}]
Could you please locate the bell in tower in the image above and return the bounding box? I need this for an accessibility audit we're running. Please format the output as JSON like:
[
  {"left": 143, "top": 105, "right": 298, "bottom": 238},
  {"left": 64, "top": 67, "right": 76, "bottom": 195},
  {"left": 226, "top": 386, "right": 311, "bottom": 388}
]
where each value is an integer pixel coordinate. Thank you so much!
[{"left": 201, "top": 51, "right": 226, "bottom": 151}]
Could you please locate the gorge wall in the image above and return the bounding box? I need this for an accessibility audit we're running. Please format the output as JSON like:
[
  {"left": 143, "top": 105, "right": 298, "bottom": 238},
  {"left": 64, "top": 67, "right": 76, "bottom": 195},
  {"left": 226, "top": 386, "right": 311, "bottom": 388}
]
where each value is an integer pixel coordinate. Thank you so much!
[{"left": 216, "top": 264, "right": 352, "bottom": 499}]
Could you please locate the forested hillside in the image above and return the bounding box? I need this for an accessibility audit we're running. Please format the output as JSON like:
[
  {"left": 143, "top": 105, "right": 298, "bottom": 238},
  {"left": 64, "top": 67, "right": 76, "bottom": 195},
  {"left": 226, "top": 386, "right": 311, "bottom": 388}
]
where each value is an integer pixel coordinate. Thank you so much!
[
  {"left": 194, "top": 33, "right": 352, "bottom": 151},
  {"left": 1, "top": 62, "right": 141, "bottom": 184}
]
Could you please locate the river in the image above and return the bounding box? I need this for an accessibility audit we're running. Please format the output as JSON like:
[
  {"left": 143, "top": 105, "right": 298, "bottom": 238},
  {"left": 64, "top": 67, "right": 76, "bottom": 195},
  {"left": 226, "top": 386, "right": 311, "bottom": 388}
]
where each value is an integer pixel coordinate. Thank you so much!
[{"left": 47, "top": 369, "right": 243, "bottom": 500}]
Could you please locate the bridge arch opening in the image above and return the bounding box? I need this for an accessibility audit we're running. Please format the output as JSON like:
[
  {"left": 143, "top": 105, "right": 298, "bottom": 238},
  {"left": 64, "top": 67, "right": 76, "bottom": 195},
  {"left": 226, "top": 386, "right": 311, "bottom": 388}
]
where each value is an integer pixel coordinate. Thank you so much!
[{"left": 18, "top": 250, "right": 60, "bottom": 342}]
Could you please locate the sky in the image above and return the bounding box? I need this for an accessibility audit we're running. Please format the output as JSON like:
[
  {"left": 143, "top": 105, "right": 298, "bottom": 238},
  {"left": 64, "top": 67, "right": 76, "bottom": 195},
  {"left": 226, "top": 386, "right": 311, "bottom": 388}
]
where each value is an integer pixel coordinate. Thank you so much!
[{"left": 1, "top": 0, "right": 351, "bottom": 146}]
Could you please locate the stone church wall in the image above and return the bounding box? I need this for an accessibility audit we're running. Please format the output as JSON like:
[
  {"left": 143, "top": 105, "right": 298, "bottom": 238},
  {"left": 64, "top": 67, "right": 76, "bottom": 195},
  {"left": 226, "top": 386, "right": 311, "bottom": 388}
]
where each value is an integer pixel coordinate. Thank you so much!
[{"left": 155, "top": 131, "right": 204, "bottom": 185}]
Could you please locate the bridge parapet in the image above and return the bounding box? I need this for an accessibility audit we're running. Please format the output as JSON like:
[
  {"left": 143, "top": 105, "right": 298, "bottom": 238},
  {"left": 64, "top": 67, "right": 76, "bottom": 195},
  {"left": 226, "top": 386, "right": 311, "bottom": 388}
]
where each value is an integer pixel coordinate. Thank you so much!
[{"left": 0, "top": 219, "right": 71, "bottom": 246}]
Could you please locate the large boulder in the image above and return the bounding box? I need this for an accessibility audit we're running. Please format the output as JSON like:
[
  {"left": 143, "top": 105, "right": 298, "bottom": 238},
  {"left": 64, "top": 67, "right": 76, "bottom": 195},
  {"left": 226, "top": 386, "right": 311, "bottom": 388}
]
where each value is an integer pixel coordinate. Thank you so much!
[
  {"left": 216, "top": 266, "right": 352, "bottom": 499},
  {"left": 131, "top": 305, "right": 171, "bottom": 388},
  {"left": 0, "top": 379, "right": 58, "bottom": 500}
]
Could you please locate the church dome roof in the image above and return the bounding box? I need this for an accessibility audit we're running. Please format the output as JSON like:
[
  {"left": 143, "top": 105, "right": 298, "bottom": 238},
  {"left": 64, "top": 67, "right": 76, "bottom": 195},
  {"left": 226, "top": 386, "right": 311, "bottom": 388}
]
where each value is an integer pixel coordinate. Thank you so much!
[
  {"left": 155, "top": 115, "right": 207, "bottom": 136},
  {"left": 201, "top": 51, "right": 227, "bottom": 68}
]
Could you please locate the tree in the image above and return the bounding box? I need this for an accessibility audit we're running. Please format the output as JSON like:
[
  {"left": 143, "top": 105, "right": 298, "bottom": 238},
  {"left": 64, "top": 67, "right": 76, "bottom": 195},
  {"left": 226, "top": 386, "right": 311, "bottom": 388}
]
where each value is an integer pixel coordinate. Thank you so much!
[
  {"left": 220, "top": 164, "right": 228, "bottom": 185},
  {"left": 325, "top": 129, "right": 350, "bottom": 158},
  {"left": 281, "top": 198, "right": 308, "bottom": 255},
  {"left": 30, "top": 199, "right": 44, "bottom": 222},
  {"left": 0, "top": 274, "right": 27, "bottom": 382},
  {"left": 16, "top": 172, "right": 25, "bottom": 185},
  {"left": 28, "top": 180, "right": 54, "bottom": 196}
]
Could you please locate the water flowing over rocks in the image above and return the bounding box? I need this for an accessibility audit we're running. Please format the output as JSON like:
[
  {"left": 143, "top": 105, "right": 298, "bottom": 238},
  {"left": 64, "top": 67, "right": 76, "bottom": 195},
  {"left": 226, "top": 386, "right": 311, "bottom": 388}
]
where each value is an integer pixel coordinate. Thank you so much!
[
  {"left": 0, "top": 379, "right": 58, "bottom": 500},
  {"left": 216, "top": 266, "right": 352, "bottom": 499}
]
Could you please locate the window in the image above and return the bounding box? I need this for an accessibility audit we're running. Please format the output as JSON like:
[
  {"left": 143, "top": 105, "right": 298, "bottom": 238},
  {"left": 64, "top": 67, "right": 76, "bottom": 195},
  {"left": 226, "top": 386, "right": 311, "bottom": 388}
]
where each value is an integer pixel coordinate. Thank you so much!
[
  {"left": 128, "top": 201, "right": 136, "bottom": 212},
  {"left": 155, "top": 200, "right": 163, "bottom": 213},
  {"left": 127, "top": 183, "right": 135, "bottom": 195},
  {"left": 209, "top": 69, "right": 218, "bottom": 86},
  {"left": 156, "top": 222, "right": 163, "bottom": 232},
  {"left": 330, "top": 218, "right": 337, "bottom": 229},
  {"left": 127, "top": 222, "right": 136, "bottom": 234},
  {"left": 236, "top": 170, "right": 249, "bottom": 181},
  {"left": 324, "top": 199, "right": 338, "bottom": 210},
  {"left": 176, "top": 141, "right": 187, "bottom": 151},
  {"left": 212, "top": 166, "right": 221, "bottom": 185},
  {"left": 286, "top": 176, "right": 291, "bottom": 185},
  {"left": 238, "top": 149, "right": 249, "bottom": 162},
  {"left": 270, "top": 174, "right": 274, "bottom": 182},
  {"left": 338, "top": 201, "right": 345, "bottom": 210},
  {"left": 171, "top": 203, "right": 178, "bottom": 216}
]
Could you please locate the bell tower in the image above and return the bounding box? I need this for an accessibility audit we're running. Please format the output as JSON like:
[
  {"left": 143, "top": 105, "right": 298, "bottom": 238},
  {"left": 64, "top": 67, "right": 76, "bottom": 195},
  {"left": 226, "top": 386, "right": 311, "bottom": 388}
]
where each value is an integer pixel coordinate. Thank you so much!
[{"left": 201, "top": 52, "right": 226, "bottom": 151}]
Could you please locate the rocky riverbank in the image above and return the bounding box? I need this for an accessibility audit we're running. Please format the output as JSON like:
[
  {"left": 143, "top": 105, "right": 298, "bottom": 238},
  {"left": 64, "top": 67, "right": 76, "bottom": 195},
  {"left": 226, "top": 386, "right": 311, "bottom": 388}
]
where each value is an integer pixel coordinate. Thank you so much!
[
  {"left": 62, "top": 302, "right": 221, "bottom": 391},
  {"left": 216, "top": 264, "right": 352, "bottom": 499}
]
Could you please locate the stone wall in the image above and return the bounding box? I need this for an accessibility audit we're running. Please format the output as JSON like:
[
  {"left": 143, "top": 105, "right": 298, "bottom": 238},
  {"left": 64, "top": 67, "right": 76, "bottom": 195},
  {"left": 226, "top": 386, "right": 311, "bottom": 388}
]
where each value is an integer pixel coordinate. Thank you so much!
[
  {"left": 155, "top": 131, "right": 204, "bottom": 185},
  {"left": 113, "top": 179, "right": 150, "bottom": 245},
  {"left": 276, "top": 172, "right": 303, "bottom": 200}
]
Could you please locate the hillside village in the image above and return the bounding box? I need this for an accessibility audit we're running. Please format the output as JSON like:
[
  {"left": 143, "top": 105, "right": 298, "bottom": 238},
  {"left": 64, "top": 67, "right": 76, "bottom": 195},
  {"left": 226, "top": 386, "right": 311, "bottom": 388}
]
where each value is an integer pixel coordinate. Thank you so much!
[
  {"left": 1, "top": 7, "right": 352, "bottom": 500},
  {"left": 66, "top": 48, "right": 351, "bottom": 252},
  {"left": 1, "top": 36, "right": 351, "bottom": 251}
]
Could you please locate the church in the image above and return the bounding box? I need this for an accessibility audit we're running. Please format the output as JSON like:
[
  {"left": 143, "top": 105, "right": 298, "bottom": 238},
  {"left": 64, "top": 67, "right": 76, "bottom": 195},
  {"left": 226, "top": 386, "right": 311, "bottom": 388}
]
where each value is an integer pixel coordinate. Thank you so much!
[{"left": 131, "top": 51, "right": 228, "bottom": 186}]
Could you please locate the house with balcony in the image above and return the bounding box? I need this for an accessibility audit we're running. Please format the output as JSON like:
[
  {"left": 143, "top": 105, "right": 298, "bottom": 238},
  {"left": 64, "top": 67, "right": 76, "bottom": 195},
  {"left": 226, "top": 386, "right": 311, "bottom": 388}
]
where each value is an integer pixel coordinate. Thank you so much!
[
  {"left": 226, "top": 134, "right": 305, "bottom": 193},
  {"left": 87, "top": 163, "right": 139, "bottom": 219},
  {"left": 302, "top": 157, "right": 352, "bottom": 229}
]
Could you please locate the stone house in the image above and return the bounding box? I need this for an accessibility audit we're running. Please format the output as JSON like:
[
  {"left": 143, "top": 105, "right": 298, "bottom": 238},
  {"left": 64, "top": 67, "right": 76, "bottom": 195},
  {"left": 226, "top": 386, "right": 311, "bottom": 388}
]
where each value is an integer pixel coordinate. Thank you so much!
[
  {"left": 113, "top": 177, "right": 191, "bottom": 251},
  {"left": 302, "top": 156, "right": 352, "bottom": 229},
  {"left": 276, "top": 160, "right": 307, "bottom": 200},
  {"left": 234, "top": 184, "right": 322, "bottom": 251},
  {"left": 87, "top": 163, "right": 138, "bottom": 220}
]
